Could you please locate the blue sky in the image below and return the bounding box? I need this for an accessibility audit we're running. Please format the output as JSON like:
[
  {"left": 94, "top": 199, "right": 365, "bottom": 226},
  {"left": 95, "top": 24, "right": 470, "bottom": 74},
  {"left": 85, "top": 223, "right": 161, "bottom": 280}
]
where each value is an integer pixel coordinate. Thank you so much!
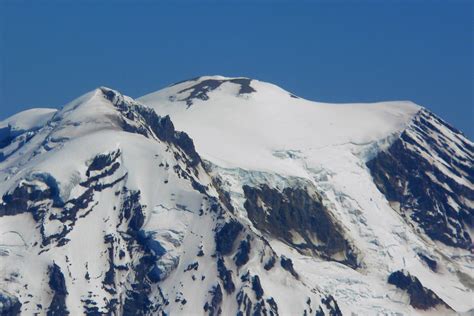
[{"left": 1, "top": 1, "right": 472, "bottom": 137}]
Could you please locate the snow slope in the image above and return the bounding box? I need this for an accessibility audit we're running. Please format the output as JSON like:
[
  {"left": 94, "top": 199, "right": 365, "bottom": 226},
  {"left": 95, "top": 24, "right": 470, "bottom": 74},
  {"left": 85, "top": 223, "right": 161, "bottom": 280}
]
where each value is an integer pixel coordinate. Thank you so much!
[
  {"left": 139, "top": 76, "right": 420, "bottom": 174},
  {"left": 139, "top": 76, "right": 474, "bottom": 315},
  {"left": 0, "top": 108, "right": 57, "bottom": 155},
  {"left": 0, "top": 108, "right": 57, "bottom": 133}
]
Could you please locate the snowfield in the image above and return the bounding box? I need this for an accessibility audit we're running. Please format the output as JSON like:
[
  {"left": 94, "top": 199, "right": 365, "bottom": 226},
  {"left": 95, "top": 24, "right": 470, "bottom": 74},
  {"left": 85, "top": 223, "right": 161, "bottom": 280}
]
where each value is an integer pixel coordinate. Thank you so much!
[
  {"left": 0, "top": 76, "right": 472, "bottom": 315},
  {"left": 139, "top": 76, "right": 420, "bottom": 173}
]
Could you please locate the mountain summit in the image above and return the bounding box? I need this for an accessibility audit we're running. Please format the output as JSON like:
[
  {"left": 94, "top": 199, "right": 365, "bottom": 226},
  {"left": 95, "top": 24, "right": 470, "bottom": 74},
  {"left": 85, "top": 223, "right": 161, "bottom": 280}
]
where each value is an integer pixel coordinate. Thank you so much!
[
  {"left": 139, "top": 76, "right": 421, "bottom": 171},
  {"left": 0, "top": 77, "right": 472, "bottom": 315}
]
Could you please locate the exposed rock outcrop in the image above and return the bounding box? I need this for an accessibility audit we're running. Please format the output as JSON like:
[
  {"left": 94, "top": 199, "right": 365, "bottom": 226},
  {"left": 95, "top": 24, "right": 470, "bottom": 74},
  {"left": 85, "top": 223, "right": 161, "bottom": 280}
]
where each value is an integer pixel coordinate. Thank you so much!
[
  {"left": 388, "top": 270, "right": 452, "bottom": 310},
  {"left": 243, "top": 184, "right": 358, "bottom": 269},
  {"left": 367, "top": 109, "right": 473, "bottom": 249}
]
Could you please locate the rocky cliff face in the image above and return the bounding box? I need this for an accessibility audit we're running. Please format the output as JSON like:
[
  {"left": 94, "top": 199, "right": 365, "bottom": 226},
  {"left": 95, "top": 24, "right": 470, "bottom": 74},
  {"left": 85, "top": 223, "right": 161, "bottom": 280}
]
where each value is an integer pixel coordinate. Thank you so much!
[
  {"left": 387, "top": 270, "right": 452, "bottom": 310},
  {"left": 242, "top": 184, "right": 358, "bottom": 269},
  {"left": 367, "top": 109, "right": 473, "bottom": 250}
]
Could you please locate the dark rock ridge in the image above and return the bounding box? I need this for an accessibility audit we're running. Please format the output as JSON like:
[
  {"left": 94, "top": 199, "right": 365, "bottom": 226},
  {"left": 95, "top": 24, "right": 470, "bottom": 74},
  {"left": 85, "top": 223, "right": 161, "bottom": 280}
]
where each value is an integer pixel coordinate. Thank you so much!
[
  {"left": 172, "top": 77, "right": 256, "bottom": 107},
  {"left": 367, "top": 109, "right": 473, "bottom": 249},
  {"left": 203, "top": 284, "right": 223, "bottom": 316},
  {"left": 0, "top": 173, "right": 62, "bottom": 218},
  {"left": 100, "top": 87, "right": 201, "bottom": 168},
  {"left": 263, "top": 256, "right": 276, "bottom": 271},
  {"left": 251, "top": 276, "right": 264, "bottom": 300},
  {"left": 121, "top": 189, "right": 166, "bottom": 315},
  {"left": 235, "top": 279, "right": 278, "bottom": 316},
  {"left": 234, "top": 236, "right": 251, "bottom": 267},
  {"left": 388, "top": 270, "right": 451, "bottom": 310},
  {"left": 243, "top": 184, "right": 358, "bottom": 269},
  {"left": 280, "top": 256, "right": 299, "bottom": 279},
  {"left": 215, "top": 220, "right": 244, "bottom": 255},
  {"left": 217, "top": 257, "right": 235, "bottom": 294},
  {"left": 0, "top": 124, "right": 44, "bottom": 163},
  {"left": 0, "top": 292, "right": 22, "bottom": 316},
  {"left": 0, "top": 126, "right": 14, "bottom": 149},
  {"left": 319, "top": 295, "right": 343, "bottom": 316},
  {"left": 47, "top": 263, "right": 69, "bottom": 315},
  {"left": 417, "top": 253, "right": 438, "bottom": 272}
]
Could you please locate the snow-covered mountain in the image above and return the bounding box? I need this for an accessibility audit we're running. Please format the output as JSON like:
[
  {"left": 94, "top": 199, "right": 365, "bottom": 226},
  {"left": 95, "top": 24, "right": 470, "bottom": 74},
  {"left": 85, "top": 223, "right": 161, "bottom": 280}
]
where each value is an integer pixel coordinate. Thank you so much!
[{"left": 0, "top": 76, "right": 472, "bottom": 315}]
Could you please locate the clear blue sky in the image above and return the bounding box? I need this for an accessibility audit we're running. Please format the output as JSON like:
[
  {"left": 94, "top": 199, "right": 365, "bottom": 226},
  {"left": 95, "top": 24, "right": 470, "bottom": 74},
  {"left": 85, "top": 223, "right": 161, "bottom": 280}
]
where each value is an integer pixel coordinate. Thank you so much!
[{"left": 1, "top": 1, "right": 472, "bottom": 138}]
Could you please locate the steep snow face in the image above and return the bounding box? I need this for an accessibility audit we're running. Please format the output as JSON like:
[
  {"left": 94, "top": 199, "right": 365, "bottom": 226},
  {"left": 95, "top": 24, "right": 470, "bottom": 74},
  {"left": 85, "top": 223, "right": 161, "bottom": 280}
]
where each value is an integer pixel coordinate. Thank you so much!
[
  {"left": 139, "top": 75, "right": 420, "bottom": 174},
  {"left": 0, "top": 87, "right": 343, "bottom": 316},
  {"left": 140, "top": 76, "right": 474, "bottom": 314}
]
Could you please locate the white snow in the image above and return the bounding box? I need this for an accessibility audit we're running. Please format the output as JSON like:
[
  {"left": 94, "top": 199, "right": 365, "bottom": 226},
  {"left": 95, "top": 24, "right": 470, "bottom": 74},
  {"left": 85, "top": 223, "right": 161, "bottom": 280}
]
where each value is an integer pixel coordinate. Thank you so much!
[
  {"left": 139, "top": 76, "right": 420, "bottom": 174},
  {"left": 0, "top": 108, "right": 57, "bottom": 132}
]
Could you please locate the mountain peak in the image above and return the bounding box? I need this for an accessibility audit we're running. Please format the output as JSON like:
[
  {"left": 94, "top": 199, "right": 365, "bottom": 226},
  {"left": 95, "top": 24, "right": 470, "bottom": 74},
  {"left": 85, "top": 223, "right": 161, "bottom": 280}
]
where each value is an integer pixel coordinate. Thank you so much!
[
  {"left": 138, "top": 79, "right": 421, "bottom": 172},
  {"left": 169, "top": 75, "right": 253, "bottom": 86},
  {"left": 145, "top": 75, "right": 259, "bottom": 108},
  {"left": 1, "top": 80, "right": 472, "bottom": 315}
]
